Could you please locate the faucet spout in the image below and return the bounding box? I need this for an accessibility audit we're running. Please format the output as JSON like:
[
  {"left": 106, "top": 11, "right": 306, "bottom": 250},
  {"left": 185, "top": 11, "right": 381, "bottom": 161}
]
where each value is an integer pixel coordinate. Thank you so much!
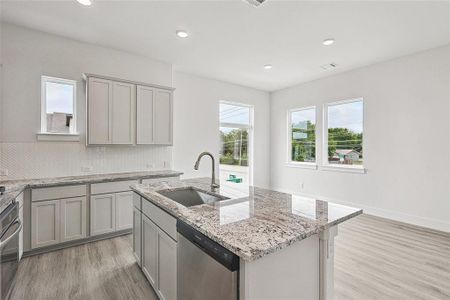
[{"left": 194, "top": 152, "right": 220, "bottom": 189}]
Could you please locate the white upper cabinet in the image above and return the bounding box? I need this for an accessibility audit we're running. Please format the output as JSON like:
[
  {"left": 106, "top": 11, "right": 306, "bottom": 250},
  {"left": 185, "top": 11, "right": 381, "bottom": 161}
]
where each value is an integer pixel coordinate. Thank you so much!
[
  {"left": 112, "top": 82, "right": 135, "bottom": 144},
  {"left": 88, "top": 77, "right": 112, "bottom": 145},
  {"left": 136, "top": 85, "right": 154, "bottom": 144},
  {"left": 85, "top": 74, "right": 173, "bottom": 146},
  {"left": 154, "top": 89, "right": 173, "bottom": 145}
]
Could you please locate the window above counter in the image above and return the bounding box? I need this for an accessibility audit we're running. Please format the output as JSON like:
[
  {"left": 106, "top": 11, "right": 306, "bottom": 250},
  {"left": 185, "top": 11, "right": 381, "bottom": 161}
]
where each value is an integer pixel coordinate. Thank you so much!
[{"left": 38, "top": 76, "right": 79, "bottom": 141}]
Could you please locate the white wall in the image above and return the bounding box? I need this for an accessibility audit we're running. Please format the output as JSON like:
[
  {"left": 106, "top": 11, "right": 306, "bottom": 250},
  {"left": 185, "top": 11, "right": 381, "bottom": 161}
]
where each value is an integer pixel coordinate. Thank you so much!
[
  {"left": 270, "top": 45, "right": 450, "bottom": 232},
  {"left": 172, "top": 72, "right": 271, "bottom": 188},
  {"left": 0, "top": 23, "right": 173, "bottom": 179}
]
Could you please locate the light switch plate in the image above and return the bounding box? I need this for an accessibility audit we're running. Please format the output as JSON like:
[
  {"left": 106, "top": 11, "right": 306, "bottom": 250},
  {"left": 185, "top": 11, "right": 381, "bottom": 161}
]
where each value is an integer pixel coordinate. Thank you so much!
[{"left": 0, "top": 169, "right": 8, "bottom": 176}]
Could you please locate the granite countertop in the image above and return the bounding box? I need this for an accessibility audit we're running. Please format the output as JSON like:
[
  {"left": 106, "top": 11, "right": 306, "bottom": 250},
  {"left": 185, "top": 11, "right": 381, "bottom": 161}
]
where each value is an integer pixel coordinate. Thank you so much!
[
  {"left": 131, "top": 177, "right": 363, "bottom": 261},
  {"left": 0, "top": 170, "right": 183, "bottom": 209}
]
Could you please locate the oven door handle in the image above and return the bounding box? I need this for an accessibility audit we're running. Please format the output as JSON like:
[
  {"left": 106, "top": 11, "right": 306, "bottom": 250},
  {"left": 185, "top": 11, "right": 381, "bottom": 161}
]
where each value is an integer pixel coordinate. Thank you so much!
[{"left": 0, "top": 219, "right": 22, "bottom": 249}]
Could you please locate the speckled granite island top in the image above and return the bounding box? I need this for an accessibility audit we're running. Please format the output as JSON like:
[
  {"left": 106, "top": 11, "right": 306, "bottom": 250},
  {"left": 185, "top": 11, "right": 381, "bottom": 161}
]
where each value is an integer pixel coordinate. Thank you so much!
[
  {"left": 0, "top": 170, "right": 183, "bottom": 209},
  {"left": 131, "top": 177, "right": 362, "bottom": 261}
]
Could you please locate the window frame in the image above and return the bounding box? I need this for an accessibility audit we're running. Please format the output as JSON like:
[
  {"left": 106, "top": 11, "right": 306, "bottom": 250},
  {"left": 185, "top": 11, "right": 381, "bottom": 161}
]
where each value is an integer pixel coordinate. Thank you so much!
[
  {"left": 40, "top": 75, "right": 78, "bottom": 136},
  {"left": 322, "top": 97, "right": 365, "bottom": 173},
  {"left": 219, "top": 101, "right": 254, "bottom": 186},
  {"left": 286, "top": 106, "right": 318, "bottom": 169}
]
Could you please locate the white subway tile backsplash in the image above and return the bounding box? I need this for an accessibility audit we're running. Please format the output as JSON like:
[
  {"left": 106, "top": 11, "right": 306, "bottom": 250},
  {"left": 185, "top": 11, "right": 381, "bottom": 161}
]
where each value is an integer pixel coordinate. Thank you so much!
[{"left": 0, "top": 142, "right": 172, "bottom": 180}]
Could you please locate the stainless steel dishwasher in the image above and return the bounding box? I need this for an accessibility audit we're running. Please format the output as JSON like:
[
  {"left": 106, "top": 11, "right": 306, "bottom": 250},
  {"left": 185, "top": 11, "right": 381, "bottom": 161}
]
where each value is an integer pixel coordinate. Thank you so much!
[{"left": 177, "top": 220, "right": 239, "bottom": 300}]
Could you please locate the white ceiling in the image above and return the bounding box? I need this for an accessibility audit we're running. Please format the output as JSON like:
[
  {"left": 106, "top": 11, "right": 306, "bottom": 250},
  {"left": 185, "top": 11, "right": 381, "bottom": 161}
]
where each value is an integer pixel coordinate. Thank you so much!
[{"left": 2, "top": 0, "right": 450, "bottom": 91}]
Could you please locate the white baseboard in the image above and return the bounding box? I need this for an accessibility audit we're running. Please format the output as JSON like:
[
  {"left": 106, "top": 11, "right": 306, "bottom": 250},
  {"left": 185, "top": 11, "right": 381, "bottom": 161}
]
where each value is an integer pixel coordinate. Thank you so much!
[{"left": 273, "top": 187, "right": 450, "bottom": 233}]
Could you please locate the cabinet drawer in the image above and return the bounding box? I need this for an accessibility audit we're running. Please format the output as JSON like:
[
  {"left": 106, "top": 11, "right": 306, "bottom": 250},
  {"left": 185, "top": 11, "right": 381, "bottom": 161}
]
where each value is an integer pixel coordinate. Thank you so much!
[
  {"left": 141, "top": 176, "right": 179, "bottom": 185},
  {"left": 133, "top": 192, "right": 141, "bottom": 210},
  {"left": 142, "top": 200, "right": 176, "bottom": 241},
  {"left": 32, "top": 185, "right": 86, "bottom": 201},
  {"left": 91, "top": 180, "right": 138, "bottom": 194}
]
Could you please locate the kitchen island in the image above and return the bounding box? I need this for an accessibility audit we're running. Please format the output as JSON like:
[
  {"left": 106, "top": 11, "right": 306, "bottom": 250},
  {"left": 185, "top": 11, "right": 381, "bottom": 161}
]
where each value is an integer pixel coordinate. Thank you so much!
[{"left": 131, "top": 177, "right": 362, "bottom": 300}]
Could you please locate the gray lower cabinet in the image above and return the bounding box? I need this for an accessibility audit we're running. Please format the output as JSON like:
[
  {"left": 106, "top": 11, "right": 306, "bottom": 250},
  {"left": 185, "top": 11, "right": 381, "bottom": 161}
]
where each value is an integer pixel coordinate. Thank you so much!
[
  {"left": 90, "top": 193, "right": 116, "bottom": 235},
  {"left": 31, "top": 200, "right": 61, "bottom": 248},
  {"left": 157, "top": 228, "right": 177, "bottom": 300},
  {"left": 116, "top": 192, "right": 133, "bottom": 230},
  {"left": 60, "top": 197, "right": 87, "bottom": 242},
  {"left": 90, "top": 191, "right": 134, "bottom": 236},
  {"left": 142, "top": 214, "right": 158, "bottom": 288},
  {"left": 133, "top": 207, "right": 142, "bottom": 265},
  {"left": 137, "top": 193, "right": 177, "bottom": 300},
  {"left": 31, "top": 197, "right": 87, "bottom": 249}
]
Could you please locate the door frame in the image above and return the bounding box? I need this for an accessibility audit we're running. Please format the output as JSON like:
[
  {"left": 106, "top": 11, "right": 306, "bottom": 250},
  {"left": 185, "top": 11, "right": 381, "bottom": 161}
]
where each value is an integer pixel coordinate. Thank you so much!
[{"left": 219, "top": 101, "right": 254, "bottom": 186}]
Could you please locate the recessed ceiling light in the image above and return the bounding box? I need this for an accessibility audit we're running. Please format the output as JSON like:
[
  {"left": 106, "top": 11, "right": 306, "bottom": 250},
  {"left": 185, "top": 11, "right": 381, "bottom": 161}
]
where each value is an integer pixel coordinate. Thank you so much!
[
  {"left": 76, "top": 0, "right": 92, "bottom": 6},
  {"left": 263, "top": 64, "right": 273, "bottom": 70},
  {"left": 322, "top": 38, "right": 335, "bottom": 46},
  {"left": 176, "top": 30, "right": 189, "bottom": 38}
]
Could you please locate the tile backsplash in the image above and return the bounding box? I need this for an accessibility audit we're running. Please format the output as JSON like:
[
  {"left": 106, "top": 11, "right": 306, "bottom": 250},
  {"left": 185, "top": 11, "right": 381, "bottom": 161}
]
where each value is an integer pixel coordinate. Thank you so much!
[{"left": 0, "top": 142, "right": 172, "bottom": 180}]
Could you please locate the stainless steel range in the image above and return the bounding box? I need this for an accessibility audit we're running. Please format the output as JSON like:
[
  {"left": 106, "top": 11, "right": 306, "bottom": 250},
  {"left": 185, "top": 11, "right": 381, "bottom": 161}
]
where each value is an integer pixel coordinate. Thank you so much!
[{"left": 0, "top": 200, "right": 22, "bottom": 300}]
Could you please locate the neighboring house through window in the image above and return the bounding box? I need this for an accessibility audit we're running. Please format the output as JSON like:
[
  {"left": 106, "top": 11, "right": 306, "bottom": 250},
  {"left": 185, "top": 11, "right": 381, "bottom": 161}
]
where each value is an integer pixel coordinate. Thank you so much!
[
  {"left": 41, "top": 76, "right": 77, "bottom": 134},
  {"left": 324, "top": 98, "right": 364, "bottom": 168}
]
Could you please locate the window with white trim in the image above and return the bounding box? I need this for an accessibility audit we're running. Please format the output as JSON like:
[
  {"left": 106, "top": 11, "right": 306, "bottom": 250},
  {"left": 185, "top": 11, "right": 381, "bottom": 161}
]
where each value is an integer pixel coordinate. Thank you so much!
[
  {"left": 288, "top": 107, "right": 316, "bottom": 164},
  {"left": 41, "top": 76, "right": 77, "bottom": 134},
  {"left": 324, "top": 99, "right": 363, "bottom": 167}
]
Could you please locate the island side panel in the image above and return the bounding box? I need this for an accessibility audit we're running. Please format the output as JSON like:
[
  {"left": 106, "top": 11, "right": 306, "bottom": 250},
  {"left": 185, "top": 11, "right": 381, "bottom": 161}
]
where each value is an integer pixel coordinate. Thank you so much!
[
  {"left": 240, "top": 235, "right": 320, "bottom": 300},
  {"left": 319, "top": 226, "right": 338, "bottom": 300}
]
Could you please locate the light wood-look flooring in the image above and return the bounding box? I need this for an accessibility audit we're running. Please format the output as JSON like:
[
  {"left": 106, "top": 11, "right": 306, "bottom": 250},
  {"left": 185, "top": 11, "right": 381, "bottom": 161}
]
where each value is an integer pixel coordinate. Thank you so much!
[
  {"left": 335, "top": 214, "right": 450, "bottom": 300},
  {"left": 9, "top": 214, "right": 450, "bottom": 300},
  {"left": 9, "top": 235, "right": 158, "bottom": 300}
]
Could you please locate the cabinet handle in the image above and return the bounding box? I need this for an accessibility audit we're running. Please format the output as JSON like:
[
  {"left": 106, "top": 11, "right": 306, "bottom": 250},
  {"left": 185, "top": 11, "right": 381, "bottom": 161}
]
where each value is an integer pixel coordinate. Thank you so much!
[{"left": 0, "top": 219, "right": 22, "bottom": 249}]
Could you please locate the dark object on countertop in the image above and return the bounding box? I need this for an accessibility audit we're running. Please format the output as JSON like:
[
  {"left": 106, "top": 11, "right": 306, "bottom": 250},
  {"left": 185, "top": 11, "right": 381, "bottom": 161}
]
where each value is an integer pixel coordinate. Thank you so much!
[{"left": 0, "top": 186, "right": 5, "bottom": 195}]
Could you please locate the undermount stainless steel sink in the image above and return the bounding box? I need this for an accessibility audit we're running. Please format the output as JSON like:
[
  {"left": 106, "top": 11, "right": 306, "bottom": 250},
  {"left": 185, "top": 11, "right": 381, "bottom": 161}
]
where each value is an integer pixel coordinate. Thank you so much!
[{"left": 157, "top": 187, "right": 229, "bottom": 207}]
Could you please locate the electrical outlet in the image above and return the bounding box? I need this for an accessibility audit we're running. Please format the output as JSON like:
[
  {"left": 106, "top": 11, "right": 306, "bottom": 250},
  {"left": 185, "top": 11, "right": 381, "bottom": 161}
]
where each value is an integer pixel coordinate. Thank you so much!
[
  {"left": 0, "top": 169, "right": 8, "bottom": 176},
  {"left": 81, "top": 166, "right": 93, "bottom": 172}
]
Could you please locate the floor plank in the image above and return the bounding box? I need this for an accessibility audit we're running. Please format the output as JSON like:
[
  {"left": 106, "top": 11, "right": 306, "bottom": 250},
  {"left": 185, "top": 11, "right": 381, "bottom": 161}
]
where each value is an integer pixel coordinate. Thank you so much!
[
  {"left": 335, "top": 214, "right": 450, "bottom": 300},
  {"left": 9, "top": 214, "right": 450, "bottom": 300},
  {"left": 9, "top": 235, "right": 158, "bottom": 300}
]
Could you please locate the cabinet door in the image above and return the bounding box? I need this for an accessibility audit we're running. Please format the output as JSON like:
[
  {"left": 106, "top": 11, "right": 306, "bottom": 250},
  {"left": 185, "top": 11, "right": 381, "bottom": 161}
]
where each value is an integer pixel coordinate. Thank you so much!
[
  {"left": 154, "top": 89, "right": 172, "bottom": 145},
  {"left": 136, "top": 85, "right": 154, "bottom": 144},
  {"left": 115, "top": 191, "right": 133, "bottom": 231},
  {"left": 133, "top": 207, "right": 142, "bottom": 266},
  {"left": 112, "top": 81, "right": 135, "bottom": 144},
  {"left": 157, "top": 229, "right": 177, "bottom": 300},
  {"left": 142, "top": 215, "right": 158, "bottom": 288},
  {"left": 88, "top": 77, "right": 112, "bottom": 145},
  {"left": 60, "top": 196, "right": 86, "bottom": 242},
  {"left": 90, "top": 193, "right": 116, "bottom": 236},
  {"left": 31, "top": 200, "right": 60, "bottom": 249}
]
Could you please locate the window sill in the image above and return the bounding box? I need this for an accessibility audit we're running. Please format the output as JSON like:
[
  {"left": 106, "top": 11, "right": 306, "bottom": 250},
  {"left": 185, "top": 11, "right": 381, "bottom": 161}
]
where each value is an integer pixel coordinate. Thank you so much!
[
  {"left": 285, "top": 162, "right": 318, "bottom": 170},
  {"left": 37, "top": 132, "right": 80, "bottom": 142},
  {"left": 320, "top": 164, "right": 366, "bottom": 174}
]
